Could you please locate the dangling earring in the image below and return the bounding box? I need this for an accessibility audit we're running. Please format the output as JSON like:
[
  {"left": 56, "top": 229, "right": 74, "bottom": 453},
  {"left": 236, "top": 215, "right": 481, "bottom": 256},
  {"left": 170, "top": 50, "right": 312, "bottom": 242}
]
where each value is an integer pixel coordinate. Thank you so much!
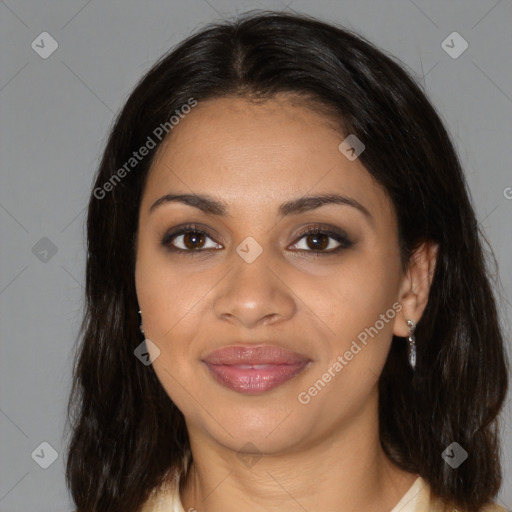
[
  {"left": 138, "top": 310, "right": 145, "bottom": 336},
  {"left": 406, "top": 319, "right": 416, "bottom": 370}
]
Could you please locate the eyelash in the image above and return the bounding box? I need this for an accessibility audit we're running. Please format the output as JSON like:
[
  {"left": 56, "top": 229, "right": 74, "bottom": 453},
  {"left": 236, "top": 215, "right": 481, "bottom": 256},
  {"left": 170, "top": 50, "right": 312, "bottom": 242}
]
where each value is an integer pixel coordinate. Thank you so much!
[{"left": 161, "top": 223, "right": 353, "bottom": 256}]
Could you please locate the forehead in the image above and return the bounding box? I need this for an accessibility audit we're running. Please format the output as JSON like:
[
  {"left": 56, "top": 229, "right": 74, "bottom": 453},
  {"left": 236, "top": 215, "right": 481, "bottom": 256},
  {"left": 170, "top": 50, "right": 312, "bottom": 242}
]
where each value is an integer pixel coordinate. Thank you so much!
[
  {"left": 142, "top": 95, "right": 393, "bottom": 221},
  {"left": 155, "top": 94, "right": 343, "bottom": 165}
]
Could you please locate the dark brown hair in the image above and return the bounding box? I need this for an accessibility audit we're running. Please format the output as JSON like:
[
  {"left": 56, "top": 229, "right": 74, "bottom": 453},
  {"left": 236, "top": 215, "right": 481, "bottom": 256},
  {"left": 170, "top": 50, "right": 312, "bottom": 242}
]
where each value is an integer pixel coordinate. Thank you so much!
[{"left": 65, "top": 10, "right": 509, "bottom": 512}]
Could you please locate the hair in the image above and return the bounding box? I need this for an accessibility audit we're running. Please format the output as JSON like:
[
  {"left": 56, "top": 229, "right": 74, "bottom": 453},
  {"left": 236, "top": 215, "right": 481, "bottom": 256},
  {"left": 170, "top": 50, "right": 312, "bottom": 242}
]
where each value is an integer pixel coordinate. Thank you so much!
[{"left": 65, "top": 10, "right": 509, "bottom": 512}]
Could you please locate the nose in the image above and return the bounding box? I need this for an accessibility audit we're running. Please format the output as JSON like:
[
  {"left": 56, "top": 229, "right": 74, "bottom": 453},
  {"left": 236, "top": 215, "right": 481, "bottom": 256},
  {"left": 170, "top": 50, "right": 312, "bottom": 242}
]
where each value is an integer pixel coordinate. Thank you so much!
[{"left": 212, "top": 249, "right": 296, "bottom": 329}]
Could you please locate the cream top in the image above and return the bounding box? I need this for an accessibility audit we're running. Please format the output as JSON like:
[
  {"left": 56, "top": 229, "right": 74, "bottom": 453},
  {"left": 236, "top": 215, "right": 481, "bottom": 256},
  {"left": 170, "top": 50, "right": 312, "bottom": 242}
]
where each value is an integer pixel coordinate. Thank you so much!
[{"left": 140, "top": 472, "right": 507, "bottom": 512}]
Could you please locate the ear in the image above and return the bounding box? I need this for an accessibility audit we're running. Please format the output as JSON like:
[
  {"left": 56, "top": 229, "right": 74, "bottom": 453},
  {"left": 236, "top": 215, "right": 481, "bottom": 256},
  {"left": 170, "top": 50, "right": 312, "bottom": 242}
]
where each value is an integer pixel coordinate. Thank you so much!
[{"left": 393, "top": 241, "right": 439, "bottom": 337}]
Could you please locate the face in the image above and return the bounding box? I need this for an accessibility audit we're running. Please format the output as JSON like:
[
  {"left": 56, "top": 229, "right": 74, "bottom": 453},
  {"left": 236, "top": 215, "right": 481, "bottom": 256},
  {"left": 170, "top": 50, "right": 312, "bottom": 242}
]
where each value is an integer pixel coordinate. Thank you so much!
[{"left": 135, "top": 95, "right": 407, "bottom": 454}]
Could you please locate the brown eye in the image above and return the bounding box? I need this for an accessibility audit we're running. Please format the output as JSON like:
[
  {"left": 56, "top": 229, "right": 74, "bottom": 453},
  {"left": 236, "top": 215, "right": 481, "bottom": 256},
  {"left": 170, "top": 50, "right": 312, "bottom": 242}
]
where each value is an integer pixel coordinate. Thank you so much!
[
  {"left": 182, "top": 231, "right": 206, "bottom": 249},
  {"left": 289, "top": 225, "right": 353, "bottom": 254},
  {"left": 161, "top": 225, "right": 223, "bottom": 252},
  {"left": 305, "top": 233, "right": 330, "bottom": 251}
]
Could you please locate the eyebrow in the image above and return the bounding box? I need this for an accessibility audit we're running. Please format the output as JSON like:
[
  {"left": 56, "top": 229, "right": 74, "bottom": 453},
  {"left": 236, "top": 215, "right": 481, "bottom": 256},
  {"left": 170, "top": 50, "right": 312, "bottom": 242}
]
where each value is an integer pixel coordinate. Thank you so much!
[{"left": 149, "top": 192, "right": 373, "bottom": 223}]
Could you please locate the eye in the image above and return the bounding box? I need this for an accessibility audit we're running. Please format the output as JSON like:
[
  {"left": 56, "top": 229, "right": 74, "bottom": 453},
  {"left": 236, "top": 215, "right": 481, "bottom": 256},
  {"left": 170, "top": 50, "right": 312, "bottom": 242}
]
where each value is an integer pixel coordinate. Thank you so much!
[
  {"left": 289, "top": 224, "right": 353, "bottom": 254},
  {"left": 161, "top": 223, "right": 353, "bottom": 255},
  {"left": 161, "top": 224, "right": 223, "bottom": 252}
]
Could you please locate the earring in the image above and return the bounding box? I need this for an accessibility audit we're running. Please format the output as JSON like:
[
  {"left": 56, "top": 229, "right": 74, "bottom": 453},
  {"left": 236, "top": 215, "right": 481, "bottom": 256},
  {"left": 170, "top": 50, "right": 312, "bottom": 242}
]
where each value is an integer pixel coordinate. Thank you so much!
[
  {"left": 406, "top": 319, "right": 416, "bottom": 370},
  {"left": 138, "top": 310, "right": 144, "bottom": 335}
]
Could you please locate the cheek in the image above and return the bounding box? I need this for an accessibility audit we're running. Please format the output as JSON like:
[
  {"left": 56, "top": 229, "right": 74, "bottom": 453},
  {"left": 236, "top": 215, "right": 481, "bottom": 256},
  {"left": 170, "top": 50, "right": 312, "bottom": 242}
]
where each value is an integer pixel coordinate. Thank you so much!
[
  {"left": 309, "top": 256, "right": 402, "bottom": 391},
  {"left": 137, "top": 263, "right": 205, "bottom": 413},
  {"left": 135, "top": 240, "right": 209, "bottom": 337},
  {"left": 135, "top": 247, "right": 214, "bottom": 398},
  {"left": 301, "top": 269, "right": 400, "bottom": 415},
  {"left": 321, "top": 253, "right": 400, "bottom": 334}
]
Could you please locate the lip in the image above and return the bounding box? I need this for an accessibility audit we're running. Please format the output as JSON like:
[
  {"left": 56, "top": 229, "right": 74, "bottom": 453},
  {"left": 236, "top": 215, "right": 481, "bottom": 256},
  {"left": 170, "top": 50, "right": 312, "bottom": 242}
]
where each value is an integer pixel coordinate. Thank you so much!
[{"left": 202, "top": 345, "right": 311, "bottom": 395}]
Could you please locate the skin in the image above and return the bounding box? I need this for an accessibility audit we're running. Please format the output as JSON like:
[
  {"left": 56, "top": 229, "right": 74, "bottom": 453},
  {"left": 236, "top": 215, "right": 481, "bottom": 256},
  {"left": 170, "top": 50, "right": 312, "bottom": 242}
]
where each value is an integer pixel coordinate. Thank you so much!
[{"left": 135, "top": 94, "right": 438, "bottom": 512}]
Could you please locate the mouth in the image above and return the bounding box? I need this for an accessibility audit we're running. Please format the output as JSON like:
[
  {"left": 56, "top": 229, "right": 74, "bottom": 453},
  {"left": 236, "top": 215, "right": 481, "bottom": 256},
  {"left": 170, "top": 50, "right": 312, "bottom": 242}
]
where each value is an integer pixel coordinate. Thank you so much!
[{"left": 202, "top": 345, "right": 312, "bottom": 395}]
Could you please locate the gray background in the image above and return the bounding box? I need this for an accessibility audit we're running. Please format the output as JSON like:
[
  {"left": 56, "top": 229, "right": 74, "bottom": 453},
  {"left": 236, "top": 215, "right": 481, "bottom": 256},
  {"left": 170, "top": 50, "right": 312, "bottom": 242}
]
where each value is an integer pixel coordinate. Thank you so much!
[{"left": 1, "top": 1, "right": 511, "bottom": 510}]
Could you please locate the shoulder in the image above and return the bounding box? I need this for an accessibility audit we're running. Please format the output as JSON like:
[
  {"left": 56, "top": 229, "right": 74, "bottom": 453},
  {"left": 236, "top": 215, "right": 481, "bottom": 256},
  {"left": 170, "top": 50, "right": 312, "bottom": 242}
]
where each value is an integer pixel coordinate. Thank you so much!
[
  {"left": 139, "top": 472, "right": 185, "bottom": 512},
  {"left": 410, "top": 477, "right": 508, "bottom": 512},
  {"left": 141, "top": 455, "right": 192, "bottom": 512},
  {"left": 479, "top": 505, "right": 508, "bottom": 512}
]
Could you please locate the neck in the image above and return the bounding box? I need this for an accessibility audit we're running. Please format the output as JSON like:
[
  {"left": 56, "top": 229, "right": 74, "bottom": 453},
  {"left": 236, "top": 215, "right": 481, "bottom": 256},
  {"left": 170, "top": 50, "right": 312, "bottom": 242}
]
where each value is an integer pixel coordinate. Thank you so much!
[{"left": 179, "top": 394, "right": 418, "bottom": 512}]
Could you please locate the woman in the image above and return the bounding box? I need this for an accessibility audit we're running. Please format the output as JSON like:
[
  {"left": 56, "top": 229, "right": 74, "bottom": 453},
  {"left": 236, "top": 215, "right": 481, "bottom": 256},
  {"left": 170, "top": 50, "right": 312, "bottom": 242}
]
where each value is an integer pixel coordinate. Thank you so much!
[{"left": 65, "top": 11, "right": 509, "bottom": 512}]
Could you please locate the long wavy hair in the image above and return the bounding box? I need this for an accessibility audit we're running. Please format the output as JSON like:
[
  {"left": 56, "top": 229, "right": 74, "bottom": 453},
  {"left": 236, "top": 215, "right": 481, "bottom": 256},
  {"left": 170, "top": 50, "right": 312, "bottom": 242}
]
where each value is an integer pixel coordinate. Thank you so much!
[{"left": 65, "top": 11, "right": 509, "bottom": 512}]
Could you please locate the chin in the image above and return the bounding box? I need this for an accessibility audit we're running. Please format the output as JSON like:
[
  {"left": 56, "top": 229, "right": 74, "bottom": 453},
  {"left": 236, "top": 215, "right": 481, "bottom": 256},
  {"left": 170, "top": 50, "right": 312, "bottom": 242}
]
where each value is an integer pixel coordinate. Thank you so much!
[{"left": 195, "top": 399, "right": 315, "bottom": 454}]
